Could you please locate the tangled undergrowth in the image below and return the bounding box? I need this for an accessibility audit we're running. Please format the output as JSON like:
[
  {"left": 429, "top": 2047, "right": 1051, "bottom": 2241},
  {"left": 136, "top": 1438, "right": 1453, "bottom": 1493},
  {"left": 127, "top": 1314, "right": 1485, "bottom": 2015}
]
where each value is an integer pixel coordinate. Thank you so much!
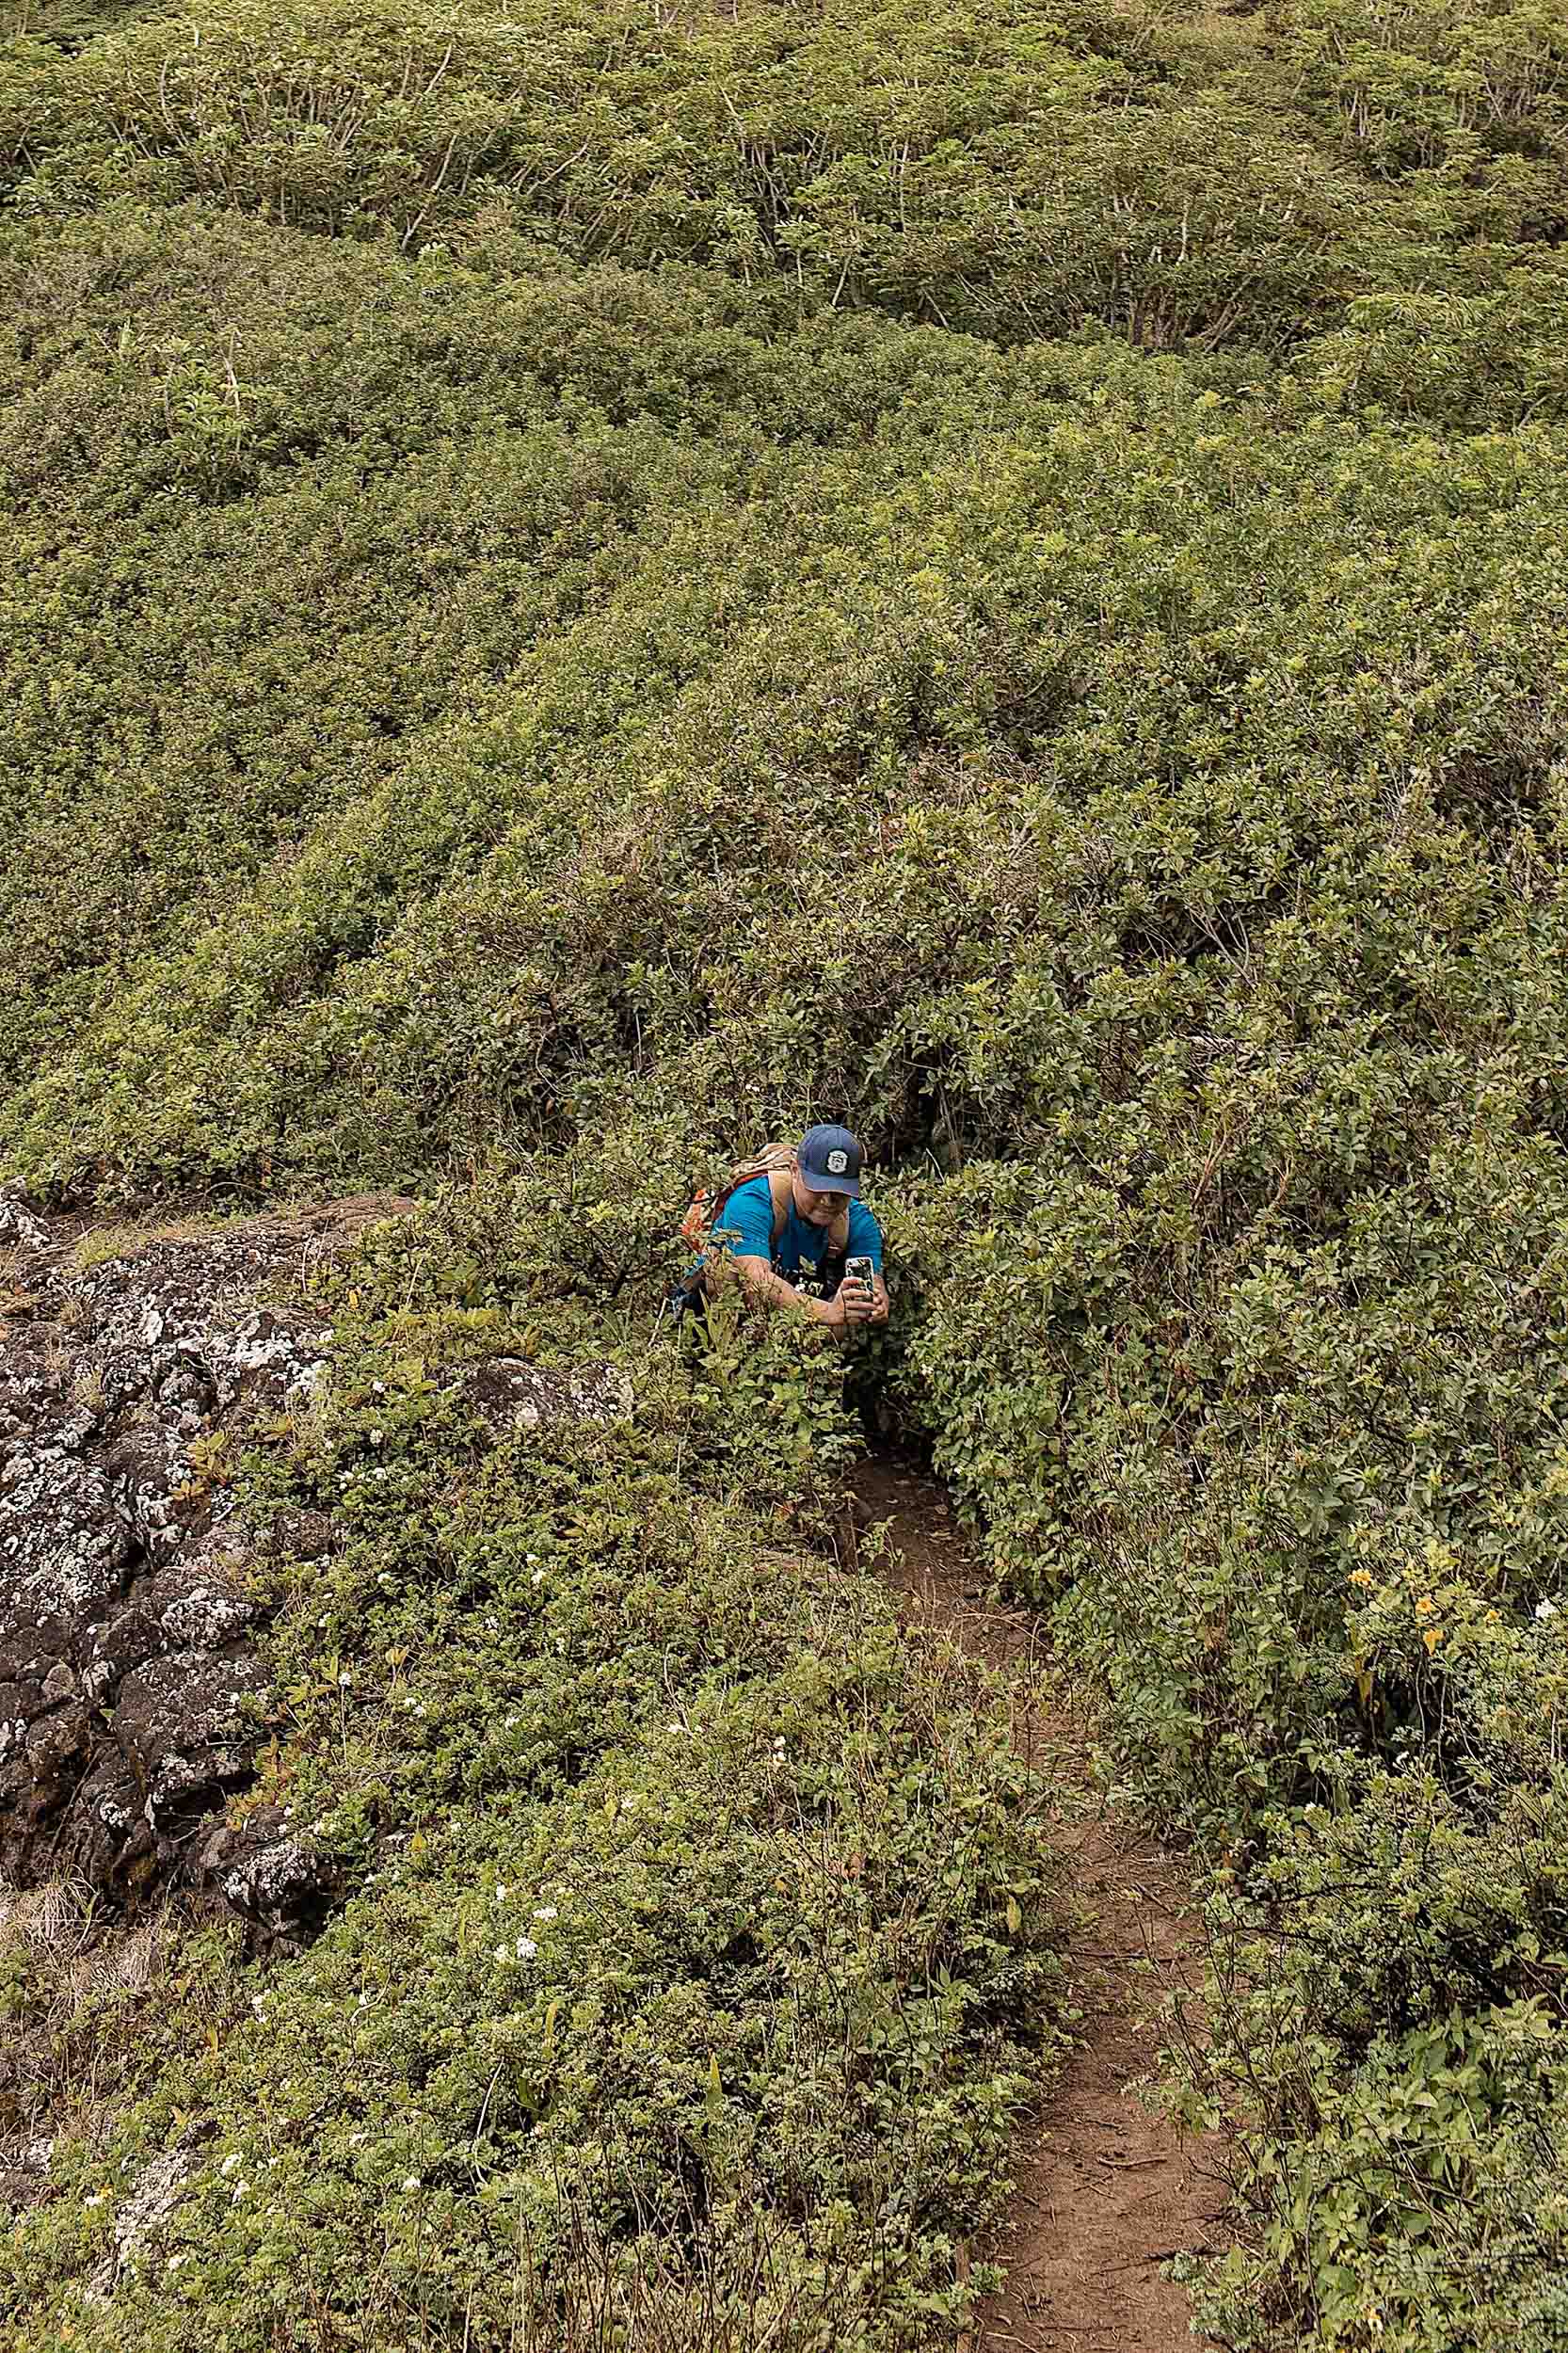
[
  {"left": 3, "top": 0, "right": 1568, "bottom": 2344},
  {"left": 2, "top": 1221, "right": 1063, "bottom": 2348}
]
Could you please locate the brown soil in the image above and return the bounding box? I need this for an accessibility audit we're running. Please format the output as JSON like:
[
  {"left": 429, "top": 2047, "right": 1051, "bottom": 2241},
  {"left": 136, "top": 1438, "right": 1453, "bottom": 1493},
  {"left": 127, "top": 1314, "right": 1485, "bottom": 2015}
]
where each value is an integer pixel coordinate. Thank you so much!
[{"left": 848, "top": 1459, "right": 1228, "bottom": 2353}]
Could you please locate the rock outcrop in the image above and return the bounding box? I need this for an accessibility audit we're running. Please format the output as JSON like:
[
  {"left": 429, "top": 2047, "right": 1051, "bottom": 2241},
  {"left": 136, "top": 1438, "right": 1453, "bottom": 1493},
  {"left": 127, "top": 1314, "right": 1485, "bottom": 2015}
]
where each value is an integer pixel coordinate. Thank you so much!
[
  {"left": 457, "top": 1353, "right": 633, "bottom": 1438},
  {"left": 1, "top": 1189, "right": 637, "bottom": 1955},
  {"left": 1, "top": 1185, "right": 643, "bottom": 2241},
  {"left": 0, "top": 1193, "right": 410, "bottom": 1942}
]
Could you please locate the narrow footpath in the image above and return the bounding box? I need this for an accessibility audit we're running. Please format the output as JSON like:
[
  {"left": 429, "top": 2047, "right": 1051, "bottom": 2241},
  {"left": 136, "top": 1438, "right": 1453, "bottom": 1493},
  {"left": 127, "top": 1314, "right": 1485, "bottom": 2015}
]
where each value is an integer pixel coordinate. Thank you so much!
[{"left": 849, "top": 1459, "right": 1228, "bottom": 2353}]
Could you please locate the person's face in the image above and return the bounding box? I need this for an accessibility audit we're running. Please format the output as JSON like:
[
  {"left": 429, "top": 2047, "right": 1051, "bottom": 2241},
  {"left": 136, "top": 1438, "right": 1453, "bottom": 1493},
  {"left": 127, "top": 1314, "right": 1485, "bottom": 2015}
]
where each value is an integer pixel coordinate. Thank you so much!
[{"left": 792, "top": 1168, "right": 849, "bottom": 1227}]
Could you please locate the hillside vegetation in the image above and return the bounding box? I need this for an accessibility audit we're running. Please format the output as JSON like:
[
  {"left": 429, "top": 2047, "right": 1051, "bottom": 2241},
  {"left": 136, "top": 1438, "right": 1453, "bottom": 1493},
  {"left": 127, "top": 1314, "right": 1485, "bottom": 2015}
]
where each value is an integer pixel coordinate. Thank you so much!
[{"left": 2, "top": 0, "right": 1567, "bottom": 2345}]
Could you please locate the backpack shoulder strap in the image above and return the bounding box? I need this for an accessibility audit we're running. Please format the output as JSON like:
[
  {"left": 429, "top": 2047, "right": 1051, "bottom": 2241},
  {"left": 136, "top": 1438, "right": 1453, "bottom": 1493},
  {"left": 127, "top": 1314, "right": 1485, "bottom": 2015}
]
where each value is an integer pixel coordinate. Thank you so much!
[{"left": 765, "top": 1163, "right": 792, "bottom": 1252}]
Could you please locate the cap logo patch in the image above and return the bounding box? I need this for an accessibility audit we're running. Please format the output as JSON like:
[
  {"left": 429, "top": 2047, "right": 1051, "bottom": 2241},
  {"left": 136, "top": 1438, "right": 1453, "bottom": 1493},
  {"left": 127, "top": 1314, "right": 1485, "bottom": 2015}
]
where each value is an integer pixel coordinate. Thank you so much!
[{"left": 826, "top": 1149, "right": 848, "bottom": 1174}]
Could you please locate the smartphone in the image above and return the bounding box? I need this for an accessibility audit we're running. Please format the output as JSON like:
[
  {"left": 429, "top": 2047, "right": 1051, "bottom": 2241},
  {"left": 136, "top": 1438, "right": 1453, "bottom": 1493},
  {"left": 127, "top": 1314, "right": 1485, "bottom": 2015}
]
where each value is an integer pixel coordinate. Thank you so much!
[{"left": 843, "top": 1255, "right": 875, "bottom": 1296}]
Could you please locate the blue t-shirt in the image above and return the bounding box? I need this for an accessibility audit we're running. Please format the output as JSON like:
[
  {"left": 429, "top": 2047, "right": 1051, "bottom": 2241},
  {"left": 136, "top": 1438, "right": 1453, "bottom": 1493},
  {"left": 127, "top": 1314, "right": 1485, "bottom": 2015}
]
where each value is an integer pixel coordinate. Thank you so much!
[{"left": 714, "top": 1174, "right": 883, "bottom": 1288}]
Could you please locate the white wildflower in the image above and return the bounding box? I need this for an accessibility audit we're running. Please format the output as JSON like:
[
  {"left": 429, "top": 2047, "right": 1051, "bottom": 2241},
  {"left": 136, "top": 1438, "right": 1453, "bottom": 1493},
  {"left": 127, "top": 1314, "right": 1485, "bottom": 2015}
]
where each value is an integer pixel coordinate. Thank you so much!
[
  {"left": 515, "top": 1936, "right": 537, "bottom": 1962},
  {"left": 532, "top": 1906, "right": 557, "bottom": 1922},
  {"left": 220, "top": 2154, "right": 241, "bottom": 2177},
  {"left": 1536, "top": 1598, "right": 1559, "bottom": 1622},
  {"left": 402, "top": 2175, "right": 421, "bottom": 2193}
]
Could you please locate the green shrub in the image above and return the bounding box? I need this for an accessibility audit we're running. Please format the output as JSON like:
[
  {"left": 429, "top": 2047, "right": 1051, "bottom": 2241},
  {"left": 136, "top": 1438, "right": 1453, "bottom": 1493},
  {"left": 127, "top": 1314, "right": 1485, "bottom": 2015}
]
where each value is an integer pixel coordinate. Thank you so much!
[
  {"left": 5, "top": 1, "right": 1568, "bottom": 2337},
  {"left": 0, "top": 1193, "right": 1064, "bottom": 2349}
]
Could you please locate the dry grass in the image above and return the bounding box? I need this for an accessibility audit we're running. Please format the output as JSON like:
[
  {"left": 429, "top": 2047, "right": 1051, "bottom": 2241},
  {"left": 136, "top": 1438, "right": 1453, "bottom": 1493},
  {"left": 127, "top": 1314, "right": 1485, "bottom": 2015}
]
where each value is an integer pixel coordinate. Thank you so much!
[
  {"left": 66, "top": 1192, "right": 418, "bottom": 1289},
  {"left": 68, "top": 1210, "right": 244, "bottom": 1274},
  {"left": 0, "top": 1878, "right": 170, "bottom": 2166}
]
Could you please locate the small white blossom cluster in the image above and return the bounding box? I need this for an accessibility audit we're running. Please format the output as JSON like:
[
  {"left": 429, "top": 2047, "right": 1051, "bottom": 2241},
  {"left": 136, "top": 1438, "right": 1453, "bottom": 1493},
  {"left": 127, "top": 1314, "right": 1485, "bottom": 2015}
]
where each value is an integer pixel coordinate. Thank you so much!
[
  {"left": 494, "top": 1935, "right": 538, "bottom": 1964},
  {"left": 488, "top": 1868, "right": 571, "bottom": 1972},
  {"left": 496, "top": 1881, "right": 560, "bottom": 1923}
]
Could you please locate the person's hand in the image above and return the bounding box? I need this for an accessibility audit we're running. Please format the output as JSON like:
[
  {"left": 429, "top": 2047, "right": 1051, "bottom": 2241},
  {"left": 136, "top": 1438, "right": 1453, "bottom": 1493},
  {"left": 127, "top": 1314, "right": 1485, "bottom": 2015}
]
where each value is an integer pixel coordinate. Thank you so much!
[
  {"left": 812, "top": 1289, "right": 859, "bottom": 1330},
  {"left": 839, "top": 1277, "right": 876, "bottom": 1327}
]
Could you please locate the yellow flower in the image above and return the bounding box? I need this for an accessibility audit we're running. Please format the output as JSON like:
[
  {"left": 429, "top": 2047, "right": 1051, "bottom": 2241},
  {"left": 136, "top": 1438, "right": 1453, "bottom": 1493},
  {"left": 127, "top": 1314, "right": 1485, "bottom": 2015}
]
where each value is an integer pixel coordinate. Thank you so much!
[{"left": 1348, "top": 1569, "right": 1374, "bottom": 1590}]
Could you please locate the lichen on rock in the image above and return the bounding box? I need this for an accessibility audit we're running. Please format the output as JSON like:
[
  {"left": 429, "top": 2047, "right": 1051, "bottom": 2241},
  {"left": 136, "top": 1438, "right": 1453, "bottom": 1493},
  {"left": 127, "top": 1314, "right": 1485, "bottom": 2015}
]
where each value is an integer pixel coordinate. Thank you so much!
[
  {"left": 1, "top": 1188, "right": 639, "bottom": 1963},
  {"left": 0, "top": 1193, "right": 410, "bottom": 1939}
]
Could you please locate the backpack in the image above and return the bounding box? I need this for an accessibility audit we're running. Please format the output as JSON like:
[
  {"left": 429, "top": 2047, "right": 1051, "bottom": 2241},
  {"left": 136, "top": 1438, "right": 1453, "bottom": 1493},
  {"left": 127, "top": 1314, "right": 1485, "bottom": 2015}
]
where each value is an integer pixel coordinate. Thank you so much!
[
  {"left": 673, "top": 1144, "right": 849, "bottom": 1310},
  {"left": 679, "top": 1143, "right": 796, "bottom": 1258}
]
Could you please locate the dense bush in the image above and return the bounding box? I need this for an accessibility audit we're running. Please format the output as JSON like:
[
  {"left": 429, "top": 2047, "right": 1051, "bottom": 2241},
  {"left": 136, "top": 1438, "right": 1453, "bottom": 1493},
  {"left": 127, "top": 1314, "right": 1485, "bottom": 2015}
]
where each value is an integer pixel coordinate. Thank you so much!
[
  {"left": 4, "top": 0, "right": 1568, "bottom": 2342},
  {"left": 4, "top": 0, "right": 1566, "bottom": 344},
  {"left": 0, "top": 1197, "right": 1062, "bottom": 2347}
]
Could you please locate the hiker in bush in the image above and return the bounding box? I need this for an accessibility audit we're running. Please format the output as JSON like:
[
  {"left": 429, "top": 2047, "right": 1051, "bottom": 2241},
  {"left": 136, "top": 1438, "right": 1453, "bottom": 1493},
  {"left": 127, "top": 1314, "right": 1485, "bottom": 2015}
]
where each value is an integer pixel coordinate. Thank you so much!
[{"left": 678, "top": 1126, "right": 888, "bottom": 1330}]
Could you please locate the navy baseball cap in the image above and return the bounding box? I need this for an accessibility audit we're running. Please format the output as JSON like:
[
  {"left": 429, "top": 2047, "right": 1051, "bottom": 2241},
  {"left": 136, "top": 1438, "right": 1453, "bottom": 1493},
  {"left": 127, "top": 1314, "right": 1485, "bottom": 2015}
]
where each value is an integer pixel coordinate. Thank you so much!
[{"left": 797, "top": 1124, "right": 863, "bottom": 1195}]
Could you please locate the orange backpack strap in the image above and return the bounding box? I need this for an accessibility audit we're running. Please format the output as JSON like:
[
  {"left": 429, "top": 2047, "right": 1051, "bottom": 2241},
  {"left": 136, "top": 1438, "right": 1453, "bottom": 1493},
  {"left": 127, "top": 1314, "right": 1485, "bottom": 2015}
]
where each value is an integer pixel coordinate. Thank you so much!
[{"left": 763, "top": 1163, "right": 792, "bottom": 1253}]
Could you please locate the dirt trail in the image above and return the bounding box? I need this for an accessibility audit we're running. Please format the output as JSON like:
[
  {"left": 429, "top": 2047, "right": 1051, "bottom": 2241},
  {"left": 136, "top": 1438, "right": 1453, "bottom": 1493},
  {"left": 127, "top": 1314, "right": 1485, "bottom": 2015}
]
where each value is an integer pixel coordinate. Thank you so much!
[{"left": 849, "top": 1459, "right": 1227, "bottom": 2353}]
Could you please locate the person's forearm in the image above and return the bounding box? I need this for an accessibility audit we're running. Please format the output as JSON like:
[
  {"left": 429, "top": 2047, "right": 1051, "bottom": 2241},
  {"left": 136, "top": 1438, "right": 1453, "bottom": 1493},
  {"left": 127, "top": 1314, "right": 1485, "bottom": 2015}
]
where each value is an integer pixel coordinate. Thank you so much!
[{"left": 733, "top": 1257, "right": 827, "bottom": 1321}]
